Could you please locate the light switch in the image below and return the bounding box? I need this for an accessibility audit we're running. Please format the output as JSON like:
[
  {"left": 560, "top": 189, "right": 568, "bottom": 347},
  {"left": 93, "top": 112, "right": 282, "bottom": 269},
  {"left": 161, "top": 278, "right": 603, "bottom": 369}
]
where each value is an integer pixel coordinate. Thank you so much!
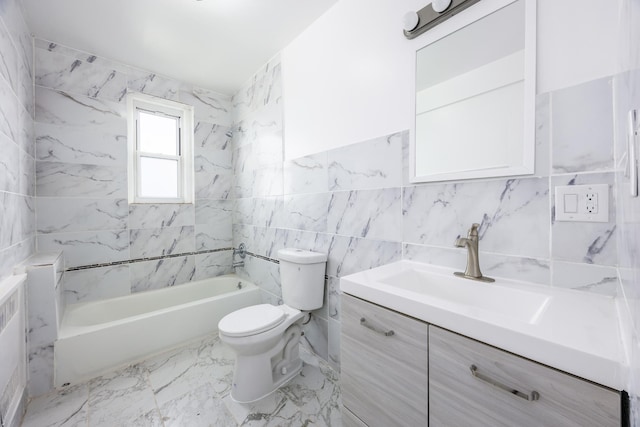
[{"left": 563, "top": 194, "right": 578, "bottom": 213}]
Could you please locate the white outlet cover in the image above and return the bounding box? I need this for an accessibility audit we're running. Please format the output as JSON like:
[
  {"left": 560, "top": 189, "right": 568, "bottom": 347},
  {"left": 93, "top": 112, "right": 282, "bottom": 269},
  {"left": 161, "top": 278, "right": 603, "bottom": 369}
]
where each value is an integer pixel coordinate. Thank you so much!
[{"left": 555, "top": 184, "right": 609, "bottom": 222}]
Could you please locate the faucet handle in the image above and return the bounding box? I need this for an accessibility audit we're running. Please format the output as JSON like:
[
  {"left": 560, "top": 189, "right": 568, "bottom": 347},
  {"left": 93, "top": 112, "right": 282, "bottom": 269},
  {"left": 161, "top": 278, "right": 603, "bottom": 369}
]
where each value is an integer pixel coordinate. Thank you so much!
[{"left": 469, "top": 223, "right": 480, "bottom": 236}]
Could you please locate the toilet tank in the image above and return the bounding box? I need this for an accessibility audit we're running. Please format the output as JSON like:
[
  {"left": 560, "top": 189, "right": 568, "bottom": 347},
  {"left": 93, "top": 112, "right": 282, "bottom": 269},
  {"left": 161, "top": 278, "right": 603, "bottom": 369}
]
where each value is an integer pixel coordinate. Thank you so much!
[{"left": 277, "top": 248, "right": 327, "bottom": 311}]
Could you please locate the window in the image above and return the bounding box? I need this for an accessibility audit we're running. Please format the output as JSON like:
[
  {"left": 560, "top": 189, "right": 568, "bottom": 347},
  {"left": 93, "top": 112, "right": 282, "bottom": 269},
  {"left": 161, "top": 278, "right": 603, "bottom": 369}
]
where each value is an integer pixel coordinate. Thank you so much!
[{"left": 127, "top": 93, "right": 194, "bottom": 203}]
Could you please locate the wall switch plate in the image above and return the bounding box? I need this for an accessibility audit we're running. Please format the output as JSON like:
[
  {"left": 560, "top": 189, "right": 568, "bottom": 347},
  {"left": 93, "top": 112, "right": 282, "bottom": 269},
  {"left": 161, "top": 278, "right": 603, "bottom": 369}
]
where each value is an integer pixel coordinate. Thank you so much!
[{"left": 555, "top": 184, "right": 609, "bottom": 222}]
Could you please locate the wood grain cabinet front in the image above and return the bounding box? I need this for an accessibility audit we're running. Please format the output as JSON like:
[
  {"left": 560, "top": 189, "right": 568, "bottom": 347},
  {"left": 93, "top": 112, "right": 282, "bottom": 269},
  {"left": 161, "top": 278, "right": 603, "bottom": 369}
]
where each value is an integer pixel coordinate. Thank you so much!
[
  {"left": 429, "top": 325, "right": 621, "bottom": 427},
  {"left": 341, "top": 294, "right": 428, "bottom": 427}
]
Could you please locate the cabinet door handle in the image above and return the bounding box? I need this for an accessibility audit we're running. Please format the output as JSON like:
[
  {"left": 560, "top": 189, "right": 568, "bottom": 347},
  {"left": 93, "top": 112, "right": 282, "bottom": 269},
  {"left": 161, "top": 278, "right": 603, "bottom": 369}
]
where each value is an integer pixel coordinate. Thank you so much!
[
  {"left": 470, "top": 365, "right": 540, "bottom": 401},
  {"left": 360, "top": 317, "right": 395, "bottom": 336}
]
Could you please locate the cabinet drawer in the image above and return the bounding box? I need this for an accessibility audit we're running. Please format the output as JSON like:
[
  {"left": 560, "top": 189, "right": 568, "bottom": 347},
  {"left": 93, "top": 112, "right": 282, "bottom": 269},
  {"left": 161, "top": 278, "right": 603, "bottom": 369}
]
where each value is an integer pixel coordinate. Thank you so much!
[
  {"left": 429, "top": 326, "right": 620, "bottom": 427},
  {"left": 341, "top": 294, "right": 428, "bottom": 427}
]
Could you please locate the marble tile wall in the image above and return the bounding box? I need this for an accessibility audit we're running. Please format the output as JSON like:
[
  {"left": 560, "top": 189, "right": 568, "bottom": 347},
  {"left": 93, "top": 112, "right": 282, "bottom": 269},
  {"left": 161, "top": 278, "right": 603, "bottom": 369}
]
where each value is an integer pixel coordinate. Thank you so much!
[
  {"left": 34, "top": 39, "right": 235, "bottom": 305},
  {"left": 0, "top": 0, "right": 34, "bottom": 424},
  {"left": 232, "top": 65, "right": 619, "bottom": 370},
  {"left": 0, "top": 0, "right": 35, "bottom": 281}
]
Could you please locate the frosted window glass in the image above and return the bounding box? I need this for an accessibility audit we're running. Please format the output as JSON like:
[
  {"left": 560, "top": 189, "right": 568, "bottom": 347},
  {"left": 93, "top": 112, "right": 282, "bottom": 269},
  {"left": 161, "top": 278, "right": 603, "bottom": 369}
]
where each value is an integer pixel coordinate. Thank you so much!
[
  {"left": 139, "top": 111, "right": 178, "bottom": 155},
  {"left": 140, "top": 157, "right": 178, "bottom": 198}
]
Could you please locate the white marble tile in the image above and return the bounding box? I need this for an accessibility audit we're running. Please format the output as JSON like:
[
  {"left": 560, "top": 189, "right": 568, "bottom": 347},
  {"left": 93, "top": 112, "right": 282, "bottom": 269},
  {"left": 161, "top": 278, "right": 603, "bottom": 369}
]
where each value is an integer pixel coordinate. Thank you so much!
[
  {"left": 35, "top": 122, "right": 126, "bottom": 166},
  {"left": 20, "top": 149, "right": 35, "bottom": 197},
  {"left": 63, "top": 265, "right": 130, "bottom": 305},
  {"left": 19, "top": 102, "right": 35, "bottom": 155},
  {"left": 328, "top": 132, "right": 403, "bottom": 191},
  {"left": 194, "top": 251, "right": 233, "bottom": 280},
  {"left": 232, "top": 57, "right": 282, "bottom": 120},
  {"left": 552, "top": 77, "right": 614, "bottom": 173},
  {"left": 35, "top": 86, "right": 125, "bottom": 128},
  {"left": 233, "top": 198, "right": 254, "bottom": 226},
  {"left": 327, "top": 276, "right": 340, "bottom": 321},
  {"left": 126, "top": 69, "right": 179, "bottom": 101},
  {"left": 0, "top": 75, "right": 18, "bottom": 141},
  {"left": 195, "top": 199, "right": 233, "bottom": 226},
  {"left": 195, "top": 224, "right": 233, "bottom": 251},
  {"left": 195, "top": 169, "right": 233, "bottom": 200},
  {"left": 327, "top": 317, "right": 341, "bottom": 372},
  {"left": 37, "top": 198, "right": 128, "bottom": 234},
  {"left": 327, "top": 235, "right": 402, "bottom": 278},
  {"left": 28, "top": 345, "right": 54, "bottom": 397},
  {"left": 327, "top": 188, "right": 402, "bottom": 241},
  {"left": 129, "top": 204, "right": 194, "bottom": 230},
  {"left": 0, "top": 19, "right": 19, "bottom": 94},
  {"left": 37, "top": 230, "right": 129, "bottom": 268},
  {"left": 234, "top": 170, "right": 254, "bottom": 199},
  {"left": 535, "top": 92, "right": 551, "bottom": 177},
  {"left": 178, "top": 86, "right": 232, "bottom": 126},
  {"left": 403, "top": 177, "right": 550, "bottom": 259},
  {"left": 129, "top": 226, "right": 195, "bottom": 258},
  {"left": 283, "top": 193, "right": 329, "bottom": 232},
  {"left": 253, "top": 196, "right": 284, "bottom": 229},
  {"left": 552, "top": 261, "right": 619, "bottom": 296},
  {"left": 195, "top": 146, "right": 232, "bottom": 173},
  {"left": 253, "top": 164, "right": 283, "bottom": 197},
  {"left": 130, "top": 256, "right": 195, "bottom": 293},
  {"left": 87, "top": 365, "right": 161, "bottom": 426},
  {"left": 0, "top": 132, "right": 20, "bottom": 193},
  {"left": 0, "top": 237, "right": 34, "bottom": 281},
  {"left": 21, "top": 383, "right": 89, "bottom": 427},
  {"left": 0, "top": 192, "right": 33, "bottom": 249},
  {"left": 243, "top": 255, "right": 281, "bottom": 298},
  {"left": 35, "top": 47, "right": 127, "bottom": 102},
  {"left": 159, "top": 383, "right": 236, "bottom": 427},
  {"left": 194, "top": 121, "right": 231, "bottom": 151},
  {"left": 551, "top": 173, "right": 617, "bottom": 266},
  {"left": 283, "top": 152, "right": 329, "bottom": 196},
  {"left": 276, "top": 229, "right": 332, "bottom": 261},
  {"left": 36, "top": 161, "right": 127, "bottom": 198}
]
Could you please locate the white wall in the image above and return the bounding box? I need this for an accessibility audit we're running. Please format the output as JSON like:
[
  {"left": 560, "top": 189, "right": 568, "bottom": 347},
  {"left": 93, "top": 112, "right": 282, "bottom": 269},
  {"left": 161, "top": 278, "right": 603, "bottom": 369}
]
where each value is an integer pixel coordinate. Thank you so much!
[{"left": 282, "top": 0, "right": 620, "bottom": 159}]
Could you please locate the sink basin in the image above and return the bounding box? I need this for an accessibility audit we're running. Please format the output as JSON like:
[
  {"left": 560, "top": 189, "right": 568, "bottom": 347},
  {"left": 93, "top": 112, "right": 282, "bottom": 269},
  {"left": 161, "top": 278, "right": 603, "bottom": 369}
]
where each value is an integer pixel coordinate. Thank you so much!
[
  {"left": 377, "top": 268, "right": 551, "bottom": 324},
  {"left": 340, "top": 260, "right": 626, "bottom": 391}
]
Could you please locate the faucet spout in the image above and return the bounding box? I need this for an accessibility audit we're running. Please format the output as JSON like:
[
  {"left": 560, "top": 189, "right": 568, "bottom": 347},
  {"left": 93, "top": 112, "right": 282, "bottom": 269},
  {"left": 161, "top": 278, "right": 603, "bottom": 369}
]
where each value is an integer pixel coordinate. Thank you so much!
[{"left": 453, "top": 223, "right": 494, "bottom": 283}]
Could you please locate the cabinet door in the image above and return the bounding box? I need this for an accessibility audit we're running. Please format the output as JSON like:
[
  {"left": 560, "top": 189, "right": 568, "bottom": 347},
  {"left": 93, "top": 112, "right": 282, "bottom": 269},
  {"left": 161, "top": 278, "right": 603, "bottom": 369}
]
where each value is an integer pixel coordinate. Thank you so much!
[
  {"left": 341, "top": 294, "right": 428, "bottom": 427},
  {"left": 429, "top": 325, "right": 620, "bottom": 427}
]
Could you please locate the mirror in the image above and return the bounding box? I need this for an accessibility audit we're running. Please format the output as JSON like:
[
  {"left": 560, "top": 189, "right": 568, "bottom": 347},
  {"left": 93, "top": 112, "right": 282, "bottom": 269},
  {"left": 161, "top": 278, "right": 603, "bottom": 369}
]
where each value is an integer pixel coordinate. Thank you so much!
[{"left": 410, "top": 0, "right": 536, "bottom": 183}]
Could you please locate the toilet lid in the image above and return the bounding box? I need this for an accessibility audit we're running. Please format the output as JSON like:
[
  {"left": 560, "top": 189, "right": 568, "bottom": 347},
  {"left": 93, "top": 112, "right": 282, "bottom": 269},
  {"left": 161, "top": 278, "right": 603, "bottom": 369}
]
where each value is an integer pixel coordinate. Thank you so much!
[{"left": 218, "top": 304, "right": 286, "bottom": 337}]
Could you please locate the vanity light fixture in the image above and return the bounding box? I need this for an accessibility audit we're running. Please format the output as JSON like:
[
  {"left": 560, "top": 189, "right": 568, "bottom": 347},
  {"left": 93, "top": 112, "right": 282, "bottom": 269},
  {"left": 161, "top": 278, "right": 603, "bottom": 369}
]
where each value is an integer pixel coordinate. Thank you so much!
[{"left": 403, "top": 0, "right": 481, "bottom": 39}]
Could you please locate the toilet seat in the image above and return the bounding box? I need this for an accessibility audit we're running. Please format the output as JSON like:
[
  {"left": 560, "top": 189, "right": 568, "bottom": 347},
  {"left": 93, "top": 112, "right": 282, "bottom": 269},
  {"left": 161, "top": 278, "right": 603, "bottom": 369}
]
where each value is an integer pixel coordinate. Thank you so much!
[{"left": 218, "top": 304, "right": 286, "bottom": 337}]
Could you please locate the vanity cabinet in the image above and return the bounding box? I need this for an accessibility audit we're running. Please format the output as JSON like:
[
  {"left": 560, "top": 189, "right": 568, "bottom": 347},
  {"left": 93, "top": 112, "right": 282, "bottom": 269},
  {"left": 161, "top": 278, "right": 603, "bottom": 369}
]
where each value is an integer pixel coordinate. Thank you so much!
[
  {"left": 429, "top": 326, "right": 620, "bottom": 427},
  {"left": 341, "top": 295, "right": 622, "bottom": 427},
  {"left": 341, "top": 294, "right": 428, "bottom": 427}
]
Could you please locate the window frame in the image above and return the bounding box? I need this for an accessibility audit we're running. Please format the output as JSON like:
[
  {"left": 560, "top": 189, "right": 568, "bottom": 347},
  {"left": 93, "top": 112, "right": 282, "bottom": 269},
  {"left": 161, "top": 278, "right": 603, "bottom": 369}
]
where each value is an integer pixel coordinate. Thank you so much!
[{"left": 127, "top": 93, "right": 194, "bottom": 204}]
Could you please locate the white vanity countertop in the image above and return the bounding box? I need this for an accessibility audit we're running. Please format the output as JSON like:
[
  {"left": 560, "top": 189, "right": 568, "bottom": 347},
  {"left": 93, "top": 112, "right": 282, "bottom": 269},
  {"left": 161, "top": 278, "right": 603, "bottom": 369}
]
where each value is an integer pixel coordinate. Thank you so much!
[{"left": 340, "top": 260, "right": 627, "bottom": 391}]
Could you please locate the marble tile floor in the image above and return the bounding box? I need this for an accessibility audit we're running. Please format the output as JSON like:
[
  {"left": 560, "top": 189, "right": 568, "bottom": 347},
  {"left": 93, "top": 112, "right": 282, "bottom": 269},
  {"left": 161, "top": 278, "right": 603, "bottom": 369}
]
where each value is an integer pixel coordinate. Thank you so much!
[{"left": 21, "top": 334, "right": 342, "bottom": 427}]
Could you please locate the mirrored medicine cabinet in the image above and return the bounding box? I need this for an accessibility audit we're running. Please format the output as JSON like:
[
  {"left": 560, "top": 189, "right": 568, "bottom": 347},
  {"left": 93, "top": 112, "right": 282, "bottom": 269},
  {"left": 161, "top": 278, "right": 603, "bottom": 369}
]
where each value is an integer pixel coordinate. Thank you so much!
[{"left": 409, "top": 0, "right": 536, "bottom": 183}]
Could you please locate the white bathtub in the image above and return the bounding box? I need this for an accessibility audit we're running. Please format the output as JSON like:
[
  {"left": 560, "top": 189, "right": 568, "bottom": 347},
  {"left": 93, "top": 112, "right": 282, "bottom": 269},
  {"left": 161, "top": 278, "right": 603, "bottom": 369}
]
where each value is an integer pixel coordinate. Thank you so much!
[{"left": 54, "top": 274, "right": 261, "bottom": 386}]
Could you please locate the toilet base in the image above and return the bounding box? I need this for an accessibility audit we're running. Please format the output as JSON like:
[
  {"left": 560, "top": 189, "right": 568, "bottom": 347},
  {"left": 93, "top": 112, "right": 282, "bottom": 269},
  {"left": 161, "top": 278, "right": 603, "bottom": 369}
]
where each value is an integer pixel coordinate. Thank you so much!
[
  {"left": 230, "top": 358, "right": 303, "bottom": 404},
  {"left": 227, "top": 324, "right": 304, "bottom": 404}
]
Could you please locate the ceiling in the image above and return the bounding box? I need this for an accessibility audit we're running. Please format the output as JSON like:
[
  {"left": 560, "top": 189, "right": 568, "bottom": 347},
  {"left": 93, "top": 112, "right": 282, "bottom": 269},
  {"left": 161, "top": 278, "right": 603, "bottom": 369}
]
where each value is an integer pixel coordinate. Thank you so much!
[{"left": 22, "top": 0, "right": 338, "bottom": 95}]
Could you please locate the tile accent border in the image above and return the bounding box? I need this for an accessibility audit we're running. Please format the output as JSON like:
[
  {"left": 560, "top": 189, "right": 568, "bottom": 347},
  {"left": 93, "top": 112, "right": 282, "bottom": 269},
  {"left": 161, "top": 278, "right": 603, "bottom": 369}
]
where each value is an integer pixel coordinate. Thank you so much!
[{"left": 66, "top": 247, "right": 234, "bottom": 272}]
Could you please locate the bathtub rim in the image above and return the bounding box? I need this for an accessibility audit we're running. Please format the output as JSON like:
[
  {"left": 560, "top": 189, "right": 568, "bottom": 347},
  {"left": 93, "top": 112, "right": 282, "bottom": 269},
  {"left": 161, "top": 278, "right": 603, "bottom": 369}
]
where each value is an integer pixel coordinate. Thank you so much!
[{"left": 59, "top": 274, "right": 258, "bottom": 339}]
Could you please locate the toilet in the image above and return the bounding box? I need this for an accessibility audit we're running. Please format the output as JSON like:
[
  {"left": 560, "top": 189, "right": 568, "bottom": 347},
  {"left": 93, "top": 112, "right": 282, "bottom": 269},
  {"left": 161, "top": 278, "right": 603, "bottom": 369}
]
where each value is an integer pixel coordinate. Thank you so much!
[{"left": 218, "top": 248, "right": 327, "bottom": 403}]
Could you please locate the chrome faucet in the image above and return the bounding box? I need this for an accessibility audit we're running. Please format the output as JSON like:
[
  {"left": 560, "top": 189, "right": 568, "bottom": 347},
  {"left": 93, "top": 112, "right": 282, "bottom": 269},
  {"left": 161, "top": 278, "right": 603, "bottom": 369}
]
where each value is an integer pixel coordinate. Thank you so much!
[
  {"left": 232, "top": 243, "right": 247, "bottom": 269},
  {"left": 454, "top": 223, "right": 494, "bottom": 283}
]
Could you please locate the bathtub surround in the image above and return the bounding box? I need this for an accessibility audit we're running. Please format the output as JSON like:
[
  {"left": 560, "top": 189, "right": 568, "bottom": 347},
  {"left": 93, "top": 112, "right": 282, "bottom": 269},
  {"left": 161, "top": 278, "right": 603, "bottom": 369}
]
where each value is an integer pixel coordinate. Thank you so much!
[
  {"left": 33, "top": 39, "right": 235, "bottom": 305},
  {"left": 232, "top": 55, "right": 619, "bottom": 370}
]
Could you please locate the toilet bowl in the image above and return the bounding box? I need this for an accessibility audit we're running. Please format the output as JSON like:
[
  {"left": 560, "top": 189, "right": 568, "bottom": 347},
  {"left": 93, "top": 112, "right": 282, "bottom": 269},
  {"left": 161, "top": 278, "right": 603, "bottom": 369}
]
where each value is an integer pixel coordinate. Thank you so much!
[{"left": 218, "top": 248, "right": 327, "bottom": 403}]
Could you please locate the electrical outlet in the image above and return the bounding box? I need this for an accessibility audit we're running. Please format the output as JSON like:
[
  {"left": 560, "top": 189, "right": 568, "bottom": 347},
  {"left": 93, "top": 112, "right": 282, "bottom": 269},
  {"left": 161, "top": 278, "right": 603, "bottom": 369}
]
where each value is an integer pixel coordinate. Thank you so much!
[{"left": 555, "top": 184, "right": 609, "bottom": 222}]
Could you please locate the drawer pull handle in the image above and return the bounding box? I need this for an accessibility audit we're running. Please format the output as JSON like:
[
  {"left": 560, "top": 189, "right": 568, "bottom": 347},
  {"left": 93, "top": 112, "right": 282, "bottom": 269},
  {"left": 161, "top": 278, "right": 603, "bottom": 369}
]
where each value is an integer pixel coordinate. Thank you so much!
[
  {"left": 470, "top": 365, "right": 540, "bottom": 401},
  {"left": 360, "top": 317, "right": 395, "bottom": 336}
]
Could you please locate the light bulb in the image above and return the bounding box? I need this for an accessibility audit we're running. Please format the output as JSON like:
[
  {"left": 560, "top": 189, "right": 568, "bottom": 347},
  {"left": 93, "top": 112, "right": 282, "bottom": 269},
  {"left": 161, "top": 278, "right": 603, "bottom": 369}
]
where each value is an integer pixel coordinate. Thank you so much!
[{"left": 432, "top": 0, "right": 452, "bottom": 13}]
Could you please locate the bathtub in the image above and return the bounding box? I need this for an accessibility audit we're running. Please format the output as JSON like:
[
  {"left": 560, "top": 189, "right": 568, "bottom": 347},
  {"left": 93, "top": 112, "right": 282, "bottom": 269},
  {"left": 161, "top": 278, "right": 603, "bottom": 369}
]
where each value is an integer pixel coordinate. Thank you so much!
[{"left": 54, "top": 274, "right": 261, "bottom": 387}]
